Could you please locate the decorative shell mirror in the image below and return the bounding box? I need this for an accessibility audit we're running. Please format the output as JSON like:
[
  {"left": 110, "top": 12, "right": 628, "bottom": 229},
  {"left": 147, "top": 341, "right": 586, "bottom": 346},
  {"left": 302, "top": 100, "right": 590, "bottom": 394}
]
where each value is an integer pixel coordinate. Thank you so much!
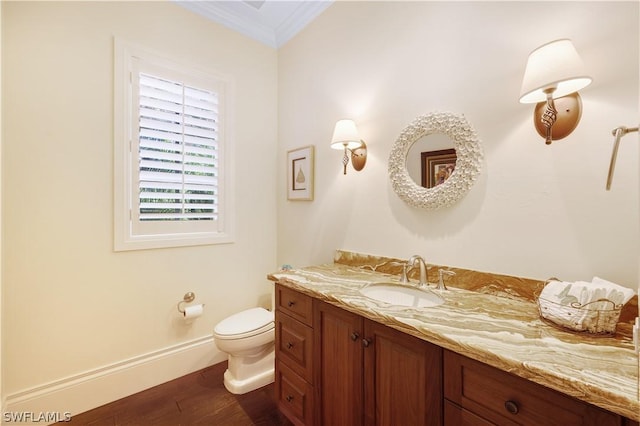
[{"left": 388, "top": 112, "right": 483, "bottom": 209}]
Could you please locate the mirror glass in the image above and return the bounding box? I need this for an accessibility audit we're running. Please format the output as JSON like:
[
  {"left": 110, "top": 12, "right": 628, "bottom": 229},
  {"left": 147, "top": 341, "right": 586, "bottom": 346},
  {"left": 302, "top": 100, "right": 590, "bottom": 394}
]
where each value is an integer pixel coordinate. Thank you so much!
[
  {"left": 388, "top": 112, "right": 483, "bottom": 210},
  {"left": 406, "top": 134, "right": 456, "bottom": 188}
]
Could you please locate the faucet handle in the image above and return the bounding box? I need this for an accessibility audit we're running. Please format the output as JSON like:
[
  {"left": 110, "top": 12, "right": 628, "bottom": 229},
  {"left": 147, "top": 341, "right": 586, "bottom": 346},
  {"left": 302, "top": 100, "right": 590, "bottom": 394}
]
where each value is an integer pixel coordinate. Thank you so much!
[
  {"left": 388, "top": 261, "right": 411, "bottom": 283},
  {"left": 437, "top": 269, "right": 456, "bottom": 290},
  {"left": 400, "top": 263, "right": 411, "bottom": 283}
]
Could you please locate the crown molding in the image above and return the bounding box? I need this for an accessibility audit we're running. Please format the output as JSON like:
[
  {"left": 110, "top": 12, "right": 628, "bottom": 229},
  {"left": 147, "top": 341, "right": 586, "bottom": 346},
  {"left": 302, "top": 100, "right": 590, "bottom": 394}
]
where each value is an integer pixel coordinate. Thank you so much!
[{"left": 174, "top": 1, "right": 333, "bottom": 49}]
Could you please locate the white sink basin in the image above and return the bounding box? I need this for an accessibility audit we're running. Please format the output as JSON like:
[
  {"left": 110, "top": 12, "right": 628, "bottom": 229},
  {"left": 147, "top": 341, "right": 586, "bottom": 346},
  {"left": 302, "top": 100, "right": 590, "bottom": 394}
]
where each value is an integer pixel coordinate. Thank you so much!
[{"left": 359, "top": 283, "right": 444, "bottom": 308}]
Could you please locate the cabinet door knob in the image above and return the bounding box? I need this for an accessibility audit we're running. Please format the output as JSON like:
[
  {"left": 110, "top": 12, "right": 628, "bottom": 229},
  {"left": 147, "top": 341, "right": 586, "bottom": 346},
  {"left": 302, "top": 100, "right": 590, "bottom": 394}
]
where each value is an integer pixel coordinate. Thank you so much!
[
  {"left": 362, "top": 338, "right": 371, "bottom": 347},
  {"left": 286, "top": 395, "right": 293, "bottom": 402},
  {"left": 350, "top": 332, "right": 360, "bottom": 341},
  {"left": 504, "top": 400, "right": 519, "bottom": 415},
  {"left": 286, "top": 342, "right": 294, "bottom": 349},
  {"left": 287, "top": 300, "right": 295, "bottom": 307}
]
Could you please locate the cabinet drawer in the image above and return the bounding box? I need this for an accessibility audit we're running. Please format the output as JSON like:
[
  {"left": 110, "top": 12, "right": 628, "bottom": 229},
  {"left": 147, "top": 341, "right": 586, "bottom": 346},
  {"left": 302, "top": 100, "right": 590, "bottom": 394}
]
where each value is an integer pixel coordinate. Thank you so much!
[
  {"left": 444, "top": 400, "right": 494, "bottom": 426},
  {"left": 276, "top": 311, "right": 313, "bottom": 382},
  {"left": 444, "top": 350, "right": 620, "bottom": 426},
  {"left": 276, "top": 360, "right": 314, "bottom": 426},
  {"left": 276, "top": 284, "right": 313, "bottom": 326}
]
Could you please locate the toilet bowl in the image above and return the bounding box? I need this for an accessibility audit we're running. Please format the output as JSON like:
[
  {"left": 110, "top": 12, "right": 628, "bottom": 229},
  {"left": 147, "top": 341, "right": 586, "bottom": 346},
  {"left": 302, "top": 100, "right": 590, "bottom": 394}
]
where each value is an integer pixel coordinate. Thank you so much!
[{"left": 213, "top": 307, "right": 275, "bottom": 394}]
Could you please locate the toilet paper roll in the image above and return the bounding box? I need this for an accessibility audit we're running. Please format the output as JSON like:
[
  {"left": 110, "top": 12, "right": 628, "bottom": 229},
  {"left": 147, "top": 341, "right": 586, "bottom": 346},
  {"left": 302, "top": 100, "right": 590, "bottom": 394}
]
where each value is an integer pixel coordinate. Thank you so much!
[{"left": 183, "top": 304, "right": 204, "bottom": 320}]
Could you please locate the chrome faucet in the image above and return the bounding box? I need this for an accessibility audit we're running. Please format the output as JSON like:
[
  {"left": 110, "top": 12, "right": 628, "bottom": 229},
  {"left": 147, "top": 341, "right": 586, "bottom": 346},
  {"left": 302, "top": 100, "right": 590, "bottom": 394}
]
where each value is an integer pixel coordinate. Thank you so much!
[{"left": 407, "top": 255, "right": 428, "bottom": 288}]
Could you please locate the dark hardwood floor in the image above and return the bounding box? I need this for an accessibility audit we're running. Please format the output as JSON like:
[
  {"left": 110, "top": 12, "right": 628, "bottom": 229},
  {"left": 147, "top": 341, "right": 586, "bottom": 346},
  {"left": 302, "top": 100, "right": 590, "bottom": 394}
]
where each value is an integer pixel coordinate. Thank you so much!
[{"left": 63, "top": 362, "right": 293, "bottom": 425}]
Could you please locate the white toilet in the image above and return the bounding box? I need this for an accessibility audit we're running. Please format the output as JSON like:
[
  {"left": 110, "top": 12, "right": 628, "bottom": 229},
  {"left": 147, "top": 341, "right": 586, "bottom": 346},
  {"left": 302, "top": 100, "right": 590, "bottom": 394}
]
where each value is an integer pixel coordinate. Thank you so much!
[{"left": 213, "top": 307, "right": 275, "bottom": 394}]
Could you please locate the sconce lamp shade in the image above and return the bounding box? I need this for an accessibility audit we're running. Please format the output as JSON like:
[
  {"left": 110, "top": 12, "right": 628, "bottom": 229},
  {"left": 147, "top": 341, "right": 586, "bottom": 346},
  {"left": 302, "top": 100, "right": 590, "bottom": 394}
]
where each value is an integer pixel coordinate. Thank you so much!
[
  {"left": 331, "top": 119, "right": 363, "bottom": 150},
  {"left": 519, "top": 39, "right": 592, "bottom": 104}
]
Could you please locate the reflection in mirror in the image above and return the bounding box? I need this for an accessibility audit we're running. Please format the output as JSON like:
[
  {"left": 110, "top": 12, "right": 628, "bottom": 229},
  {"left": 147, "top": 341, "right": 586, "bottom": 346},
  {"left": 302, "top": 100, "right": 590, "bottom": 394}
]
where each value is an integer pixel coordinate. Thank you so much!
[
  {"left": 406, "top": 134, "right": 456, "bottom": 188},
  {"left": 388, "top": 112, "right": 483, "bottom": 210},
  {"left": 422, "top": 149, "right": 456, "bottom": 188}
]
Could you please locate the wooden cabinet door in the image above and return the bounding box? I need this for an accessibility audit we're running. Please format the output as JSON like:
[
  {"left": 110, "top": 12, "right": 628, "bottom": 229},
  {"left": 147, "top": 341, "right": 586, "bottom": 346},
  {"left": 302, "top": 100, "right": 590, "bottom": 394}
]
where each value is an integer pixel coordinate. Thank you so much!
[
  {"left": 314, "top": 301, "right": 364, "bottom": 426},
  {"left": 363, "top": 320, "right": 443, "bottom": 426}
]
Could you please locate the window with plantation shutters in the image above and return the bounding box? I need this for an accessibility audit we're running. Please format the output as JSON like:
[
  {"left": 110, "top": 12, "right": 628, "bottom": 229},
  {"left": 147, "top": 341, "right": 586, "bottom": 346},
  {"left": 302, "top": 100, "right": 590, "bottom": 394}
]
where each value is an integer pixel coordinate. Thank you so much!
[
  {"left": 136, "top": 73, "right": 218, "bottom": 223},
  {"left": 114, "top": 39, "right": 234, "bottom": 251}
]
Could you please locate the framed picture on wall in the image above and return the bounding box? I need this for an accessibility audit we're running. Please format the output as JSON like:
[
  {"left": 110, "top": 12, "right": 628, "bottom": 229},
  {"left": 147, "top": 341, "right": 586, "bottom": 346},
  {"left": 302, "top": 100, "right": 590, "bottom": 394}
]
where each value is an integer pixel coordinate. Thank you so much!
[
  {"left": 421, "top": 149, "right": 457, "bottom": 188},
  {"left": 287, "top": 145, "right": 314, "bottom": 201}
]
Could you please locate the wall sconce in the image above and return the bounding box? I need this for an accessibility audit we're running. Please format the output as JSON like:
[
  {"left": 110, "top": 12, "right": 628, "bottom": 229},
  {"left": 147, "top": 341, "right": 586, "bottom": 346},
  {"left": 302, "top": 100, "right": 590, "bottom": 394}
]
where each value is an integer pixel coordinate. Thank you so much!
[
  {"left": 330, "top": 119, "right": 367, "bottom": 174},
  {"left": 519, "top": 39, "right": 592, "bottom": 145}
]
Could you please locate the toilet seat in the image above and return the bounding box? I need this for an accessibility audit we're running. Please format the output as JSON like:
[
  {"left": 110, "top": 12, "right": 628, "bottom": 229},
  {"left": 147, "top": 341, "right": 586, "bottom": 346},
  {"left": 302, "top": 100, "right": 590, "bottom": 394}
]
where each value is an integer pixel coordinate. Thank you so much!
[{"left": 214, "top": 307, "right": 274, "bottom": 340}]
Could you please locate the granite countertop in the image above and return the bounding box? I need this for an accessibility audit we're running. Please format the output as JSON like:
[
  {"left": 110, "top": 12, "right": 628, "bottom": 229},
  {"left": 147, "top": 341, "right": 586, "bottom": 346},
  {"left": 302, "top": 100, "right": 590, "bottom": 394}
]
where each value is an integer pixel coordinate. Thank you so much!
[{"left": 268, "top": 260, "right": 639, "bottom": 421}]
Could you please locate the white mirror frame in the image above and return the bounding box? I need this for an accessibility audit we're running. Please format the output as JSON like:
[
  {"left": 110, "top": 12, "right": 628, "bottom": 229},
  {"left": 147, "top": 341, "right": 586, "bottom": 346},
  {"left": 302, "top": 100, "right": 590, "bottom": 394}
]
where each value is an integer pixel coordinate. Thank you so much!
[{"left": 388, "top": 112, "right": 483, "bottom": 209}]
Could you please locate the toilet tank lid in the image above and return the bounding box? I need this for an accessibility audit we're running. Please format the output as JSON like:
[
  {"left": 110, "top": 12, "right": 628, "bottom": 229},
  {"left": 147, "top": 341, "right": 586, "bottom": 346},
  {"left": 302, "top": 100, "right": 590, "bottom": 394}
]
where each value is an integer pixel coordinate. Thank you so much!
[{"left": 214, "top": 307, "right": 274, "bottom": 336}]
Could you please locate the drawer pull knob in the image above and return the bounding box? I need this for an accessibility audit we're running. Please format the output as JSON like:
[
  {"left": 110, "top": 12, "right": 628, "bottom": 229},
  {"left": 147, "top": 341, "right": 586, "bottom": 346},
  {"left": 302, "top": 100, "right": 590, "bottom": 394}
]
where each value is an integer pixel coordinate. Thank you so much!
[
  {"left": 504, "top": 400, "right": 519, "bottom": 415},
  {"left": 286, "top": 395, "right": 294, "bottom": 402},
  {"left": 362, "top": 338, "right": 371, "bottom": 347},
  {"left": 350, "top": 332, "right": 360, "bottom": 341},
  {"left": 286, "top": 342, "right": 294, "bottom": 349},
  {"left": 287, "top": 301, "right": 295, "bottom": 307}
]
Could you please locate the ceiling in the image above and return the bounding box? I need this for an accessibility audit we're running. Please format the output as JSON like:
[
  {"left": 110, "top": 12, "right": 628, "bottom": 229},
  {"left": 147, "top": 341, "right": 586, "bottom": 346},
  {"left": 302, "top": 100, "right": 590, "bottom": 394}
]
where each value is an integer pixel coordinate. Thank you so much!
[{"left": 174, "top": 1, "right": 333, "bottom": 48}]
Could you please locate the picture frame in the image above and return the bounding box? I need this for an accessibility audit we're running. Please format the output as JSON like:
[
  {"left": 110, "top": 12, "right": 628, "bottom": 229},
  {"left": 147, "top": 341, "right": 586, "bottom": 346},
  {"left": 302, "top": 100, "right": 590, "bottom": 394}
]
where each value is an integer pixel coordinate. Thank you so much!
[
  {"left": 287, "top": 145, "right": 314, "bottom": 201},
  {"left": 421, "top": 149, "right": 457, "bottom": 188}
]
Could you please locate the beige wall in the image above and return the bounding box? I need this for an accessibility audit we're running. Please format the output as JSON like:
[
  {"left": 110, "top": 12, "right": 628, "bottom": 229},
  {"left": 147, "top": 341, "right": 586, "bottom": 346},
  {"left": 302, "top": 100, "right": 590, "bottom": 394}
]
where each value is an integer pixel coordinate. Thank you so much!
[
  {"left": 278, "top": 1, "right": 639, "bottom": 288},
  {"left": 2, "top": 0, "right": 278, "bottom": 409}
]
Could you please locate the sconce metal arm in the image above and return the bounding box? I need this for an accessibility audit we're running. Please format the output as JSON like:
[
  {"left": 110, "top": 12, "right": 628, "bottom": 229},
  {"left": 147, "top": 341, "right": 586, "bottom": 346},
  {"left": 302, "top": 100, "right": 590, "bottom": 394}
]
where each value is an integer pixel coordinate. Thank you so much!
[
  {"left": 541, "top": 89, "right": 558, "bottom": 145},
  {"left": 341, "top": 145, "right": 350, "bottom": 175}
]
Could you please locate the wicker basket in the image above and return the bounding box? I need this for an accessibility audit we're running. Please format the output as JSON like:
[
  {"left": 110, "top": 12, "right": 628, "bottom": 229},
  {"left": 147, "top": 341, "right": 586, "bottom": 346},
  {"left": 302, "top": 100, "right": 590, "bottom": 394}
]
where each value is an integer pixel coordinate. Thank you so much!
[{"left": 537, "top": 297, "right": 622, "bottom": 334}]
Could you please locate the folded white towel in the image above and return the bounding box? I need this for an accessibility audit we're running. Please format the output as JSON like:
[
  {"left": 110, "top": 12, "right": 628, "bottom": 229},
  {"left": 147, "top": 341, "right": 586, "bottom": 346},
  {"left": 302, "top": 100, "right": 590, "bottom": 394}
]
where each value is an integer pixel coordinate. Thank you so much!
[
  {"left": 540, "top": 280, "right": 581, "bottom": 305},
  {"left": 540, "top": 278, "right": 635, "bottom": 307},
  {"left": 592, "top": 276, "right": 635, "bottom": 306},
  {"left": 539, "top": 280, "right": 588, "bottom": 327}
]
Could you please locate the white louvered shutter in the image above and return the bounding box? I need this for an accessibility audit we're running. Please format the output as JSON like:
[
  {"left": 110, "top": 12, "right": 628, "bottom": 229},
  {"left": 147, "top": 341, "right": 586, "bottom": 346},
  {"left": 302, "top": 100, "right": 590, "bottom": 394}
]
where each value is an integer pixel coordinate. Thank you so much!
[{"left": 137, "top": 72, "right": 219, "bottom": 222}]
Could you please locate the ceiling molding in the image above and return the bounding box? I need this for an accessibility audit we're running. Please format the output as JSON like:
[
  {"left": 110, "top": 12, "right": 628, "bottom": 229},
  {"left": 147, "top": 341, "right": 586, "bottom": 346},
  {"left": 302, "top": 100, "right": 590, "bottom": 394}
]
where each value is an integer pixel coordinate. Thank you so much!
[{"left": 174, "top": 1, "right": 333, "bottom": 49}]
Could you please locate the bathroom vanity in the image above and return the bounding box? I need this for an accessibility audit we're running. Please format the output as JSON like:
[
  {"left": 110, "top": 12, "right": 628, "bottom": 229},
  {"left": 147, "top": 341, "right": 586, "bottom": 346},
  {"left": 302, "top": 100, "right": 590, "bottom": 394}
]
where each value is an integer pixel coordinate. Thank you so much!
[
  {"left": 276, "top": 285, "right": 442, "bottom": 425},
  {"left": 270, "top": 251, "right": 639, "bottom": 426}
]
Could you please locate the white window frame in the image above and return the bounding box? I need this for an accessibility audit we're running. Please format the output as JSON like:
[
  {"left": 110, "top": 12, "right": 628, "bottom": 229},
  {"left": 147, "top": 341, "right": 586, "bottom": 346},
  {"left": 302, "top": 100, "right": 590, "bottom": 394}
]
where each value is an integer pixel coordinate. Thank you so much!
[{"left": 114, "top": 39, "right": 234, "bottom": 251}]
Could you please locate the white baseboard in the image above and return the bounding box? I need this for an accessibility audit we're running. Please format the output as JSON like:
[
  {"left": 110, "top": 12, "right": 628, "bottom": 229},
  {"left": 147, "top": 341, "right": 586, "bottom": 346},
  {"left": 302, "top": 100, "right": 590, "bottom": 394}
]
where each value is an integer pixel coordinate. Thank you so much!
[{"left": 3, "top": 336, "right": 226, "bottom": 424}]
